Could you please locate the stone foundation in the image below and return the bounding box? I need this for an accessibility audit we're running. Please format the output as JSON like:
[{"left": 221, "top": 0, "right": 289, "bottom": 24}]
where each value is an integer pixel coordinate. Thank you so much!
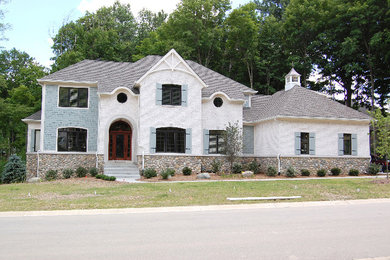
[
  {"left": 137, "top": 154, "right": 370, "bottom": 175},
  {"left": 26, "top": 153, "right": 104, "bottom": 179}
]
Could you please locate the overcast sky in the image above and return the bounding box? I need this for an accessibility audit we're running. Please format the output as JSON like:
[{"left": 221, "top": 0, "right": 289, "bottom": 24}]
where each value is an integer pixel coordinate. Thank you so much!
[{"left": 2, "top": 0, "right": 250, "bottom": 68}]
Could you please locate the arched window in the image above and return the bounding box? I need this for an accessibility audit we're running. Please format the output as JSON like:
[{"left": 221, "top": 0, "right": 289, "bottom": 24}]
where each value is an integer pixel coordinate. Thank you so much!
[
  {"left": 156, "top": 127, "right": 185, "bottom": 153},
  {"left": 58, "top": 128, "right": 87, "bottom": 152}
]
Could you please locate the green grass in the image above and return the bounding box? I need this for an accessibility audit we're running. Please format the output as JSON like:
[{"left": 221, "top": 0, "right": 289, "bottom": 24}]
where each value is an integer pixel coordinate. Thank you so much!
[{"left": 0, "top": 178, "right": 389, "bottom": 211}]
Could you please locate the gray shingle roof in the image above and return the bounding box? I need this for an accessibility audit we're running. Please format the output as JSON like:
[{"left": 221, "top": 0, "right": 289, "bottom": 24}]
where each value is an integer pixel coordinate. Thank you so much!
[
  {"left": 23, "top": 110, "right": 41, "bottom": 121},
  {"left": 243, "top": 86, "right": 371, "bottom": 122},
  {"left": 39, "top": 55, "right": 253, "bottom": 99}
]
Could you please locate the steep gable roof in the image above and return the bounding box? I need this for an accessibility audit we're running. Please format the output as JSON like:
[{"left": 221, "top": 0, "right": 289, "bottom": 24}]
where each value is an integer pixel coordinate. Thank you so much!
[
  {"left": 22, "top": 110, "right": 41, "bottom": 121},
  {"left": 39, "top": 52, "right": 254, "bottom": 100},
  {"left": 244, "top": 86, "right": 371, "bottom": 122}
]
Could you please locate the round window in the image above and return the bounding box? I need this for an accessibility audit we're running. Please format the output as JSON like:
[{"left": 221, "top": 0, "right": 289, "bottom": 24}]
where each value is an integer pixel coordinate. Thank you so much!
[
  {"left": 213, "top": 97, "right": 223, "bottom": 107},
  {"left": 117, "top": 93, "right": 127, "bottom": 103}
]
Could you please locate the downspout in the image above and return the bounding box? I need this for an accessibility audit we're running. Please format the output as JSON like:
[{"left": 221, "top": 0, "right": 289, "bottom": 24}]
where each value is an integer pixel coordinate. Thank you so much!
[
  {"left": 142, "top": 150, "right": 145, "bottom": 170},
  {"left": 277, "top": 153, "right": 281, "bottom": 175},
  {"left": 36, "top": 150, "right": 40, "bottom": 178},
  {"left": 95, "top": 151, "right": 98, "bottom": 169}
]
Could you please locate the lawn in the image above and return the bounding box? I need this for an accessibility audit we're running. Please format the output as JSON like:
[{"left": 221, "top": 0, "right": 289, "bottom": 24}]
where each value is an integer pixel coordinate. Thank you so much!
[{"left": 0, "top": 178, "right": 389, "bottom": 212}]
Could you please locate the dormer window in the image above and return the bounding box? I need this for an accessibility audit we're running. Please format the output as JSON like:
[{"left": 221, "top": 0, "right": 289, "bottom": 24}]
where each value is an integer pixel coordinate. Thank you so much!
[
  {"left": 162, "top": 84, "right": 182, "bottom": 105},
  {"left": 244, "top": 95, "right": 251, "bottom": 108}
]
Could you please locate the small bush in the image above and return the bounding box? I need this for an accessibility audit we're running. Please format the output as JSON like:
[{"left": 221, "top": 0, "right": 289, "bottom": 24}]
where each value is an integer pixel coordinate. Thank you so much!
[
  {"left": 96, "top": 174, "right": 115, "bottom": 181},
  {"left": 368, "top": 164, "right": 381, "bottom": 175},
  {"left": 300, "top": 169, "right": 310, "bottom": 176},
  {"left": 96, "top": 174, "right": 103, "bottom": 179},
  {"left": 330, "top": 168, "right": 341, "bottom": 176},
  {"left": 76, "top": 167, "right": 88, "bottom": 178},
  {"left": 182, "top": 167, "right": 192, "bottom": 176},
  {"left": 166, "top": 168, "right": 175, "bottom": 176},
  {"left": 211, "top": 159, "right": 222, "bottom": 173},
  {"left": 89, "top": 167, "right": 98, "bottom": 177},
  {"left": 248, "top": 160, "right": 260, "bottom": 174},
  {"left": 160, "top": 169, "right": 171, "bottom": 180},
  {"left": 286, "top": 167, "right": 296, "bottom": 178},
  {"left": 232, "top": 163, "right": 243, "bottom": 174},
  {"left": 1, "top": 154, "right": 26, "bottom": 184},
  {"left": 267, "top": 166, "right": 277, "bottom": 177},
  {"left": 45, "top": 170, "right": 58, "bottom": 181},
  {"left": 62, "top": 169, "right": 73, "bottom": 179},
  {"left": 317, "top": 169, "right": 326, "bottom": 177},
  {"left": 143, "top": 168, "right": 157, "bottom": 178},
  {"left": 348, "top": 169, "right": 359, "bottom": 176}
]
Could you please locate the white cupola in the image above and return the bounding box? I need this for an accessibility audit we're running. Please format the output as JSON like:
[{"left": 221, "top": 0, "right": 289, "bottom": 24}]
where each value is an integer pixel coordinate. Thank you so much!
[{"left": 285, "top": 68, "right": 301, "bottom": 91}]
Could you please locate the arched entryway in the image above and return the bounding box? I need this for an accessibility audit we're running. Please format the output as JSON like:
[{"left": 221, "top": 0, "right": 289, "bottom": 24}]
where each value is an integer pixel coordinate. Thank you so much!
[{"left": 109, "top": 121, "right": 132, "bottom": 160}]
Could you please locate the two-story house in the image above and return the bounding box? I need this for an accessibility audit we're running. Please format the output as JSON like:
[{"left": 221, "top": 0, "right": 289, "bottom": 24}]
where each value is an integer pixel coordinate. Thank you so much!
[{"left": 23, "top": 49, "right": 371, "bottom": 180}]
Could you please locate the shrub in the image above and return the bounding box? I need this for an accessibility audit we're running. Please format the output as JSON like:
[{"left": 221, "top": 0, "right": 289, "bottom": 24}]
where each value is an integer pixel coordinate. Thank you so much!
[
  {"left": 182, "top": 167, "right": 192, "bottom": 176},
  {"left": 266, "top": 166, "right": 277, "bottom": 177},
  {"left": 160, "top": 169, "right": 172, "bottom": 180},
  {"left": 62, "top": 169, "right": 73, "bottom": 179},
  {"left": 1, "top": 155, "right": 26, "bottom": 184},
  {"left": 232, "top": 163, "right": 243, "bottom": 174},
  {"left": 349, "top": 169, "right": 359, "bottom": 176},
  {"left": 300, "top": 169, "right": 310, "bottom": 176},
  {"left": 248, "top": 160, "right": 260, "bottom": 174},
  {"left": 368, "top": 164, "right": 381, "bottom": 175},
  {"left": 96, "top": 174, "right": 103, "bottom": 179},
  {"left": 286, "top": 167, "right": 296, "bottom": 178},
  {"left": 330, "top": 168, "right": 341, "bottom": 176},
  {"left": 76, "top": 167, "right": 88, "bottom": 178},
  {"left": 317, "top": 169, "right": 326, "bottom": 177},
  {"left": 211, "top": 159, "right": 222, "bottom": 174},
  {"left": 96, "top": 174, "right": 115, "bottom": 181},
  {"left": 45, "top": 170, "right": 58, "bottom": 181},
  {"left": 165, "top": 168, "right": 175, "bottom": 176},
  {"left": 143, "top": 168, "right": 157, "bottom": 178},
  {"left": 89, "top": 167, "right": 98, "bottom": 177}
]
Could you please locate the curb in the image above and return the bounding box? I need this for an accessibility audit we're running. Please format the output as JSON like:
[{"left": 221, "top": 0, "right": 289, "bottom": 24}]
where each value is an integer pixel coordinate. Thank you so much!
[{"left": 1, "top": 198, "right": 390, "bottom": 217}]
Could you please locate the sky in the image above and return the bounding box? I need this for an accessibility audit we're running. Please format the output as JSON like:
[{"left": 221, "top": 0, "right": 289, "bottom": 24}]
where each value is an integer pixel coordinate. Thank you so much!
[{"left": 2, "top": 0, "right": 251, "bottom": 69}]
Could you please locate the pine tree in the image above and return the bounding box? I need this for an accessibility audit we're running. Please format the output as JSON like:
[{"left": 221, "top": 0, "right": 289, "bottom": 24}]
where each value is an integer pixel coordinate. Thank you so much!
[{"left": 1, "top": 154, "right": 26, "bottom": 184}]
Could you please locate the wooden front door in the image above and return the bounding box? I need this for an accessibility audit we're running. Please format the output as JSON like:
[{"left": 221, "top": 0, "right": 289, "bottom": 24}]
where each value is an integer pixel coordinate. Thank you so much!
[{"left": 109, "top": 121, "right": 132, "bottom": 160}]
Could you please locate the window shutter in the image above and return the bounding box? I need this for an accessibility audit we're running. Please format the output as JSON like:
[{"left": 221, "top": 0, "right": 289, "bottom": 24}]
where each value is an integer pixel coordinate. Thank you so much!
[
  {"left": 156, "top": 83, "right": 162, "bottom": 105},
  {"left": 203, "top": 129, "right": 209, "bottom": 155},
  {"left": 181, "top": 84, "right": 188, "bottom": 107},
  {"left": 150, "top": 127, "right": 156, "bottom": 154},
  {"left": 338, "top": 133, "right": 344, "bottom": 156},
  {"left": 185, "top": 128, "right": 192, "bottom": 154},
  {"left": 351, "top": 134, "right": 357, "bottom": 156},
  {"left": 309, "top": 132, "right": 315, "bottom": 155},
  {"left": 30, "top": 129, "right": 35, "bottom": 152},
  {"left": 295, "top": 132, "right": 301, "bottom": 155}
]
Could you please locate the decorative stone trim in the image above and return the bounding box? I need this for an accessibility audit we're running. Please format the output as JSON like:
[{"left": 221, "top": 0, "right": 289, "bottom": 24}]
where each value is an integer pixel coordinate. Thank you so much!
[
  {"left": 136, "top": 155, "right": 370, "bottom": 175},
  {"left": 26, "top": 153, "right": 104, "bottom": 178}
]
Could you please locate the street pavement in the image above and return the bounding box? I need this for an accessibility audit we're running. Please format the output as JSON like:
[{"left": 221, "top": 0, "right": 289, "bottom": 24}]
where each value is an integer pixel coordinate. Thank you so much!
[{"left": 1, "top": 200, "right": 390, "bottom": 260}]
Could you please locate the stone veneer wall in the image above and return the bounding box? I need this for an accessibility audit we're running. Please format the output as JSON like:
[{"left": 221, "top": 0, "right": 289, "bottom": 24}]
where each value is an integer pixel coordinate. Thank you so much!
[
  {"left": 137, "top": 155, "right": 370, "bottom": 175},
  {"left": 26, "top": 153, "right": 104, "bottom": 179}
]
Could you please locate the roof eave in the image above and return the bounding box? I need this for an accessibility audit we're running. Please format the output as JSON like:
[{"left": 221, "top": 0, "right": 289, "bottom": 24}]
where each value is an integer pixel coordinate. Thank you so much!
[
  {"left": 244, "top": 115, "right": 371, "bottom": 124},
  {"left": 37, "top": 79, "right": 98, "bottom": 87}
]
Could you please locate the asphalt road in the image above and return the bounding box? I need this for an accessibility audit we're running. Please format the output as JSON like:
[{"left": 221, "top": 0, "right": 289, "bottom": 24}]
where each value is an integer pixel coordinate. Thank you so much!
[{"left": 1, "top": 201, "right": 390, "bottom": 260}]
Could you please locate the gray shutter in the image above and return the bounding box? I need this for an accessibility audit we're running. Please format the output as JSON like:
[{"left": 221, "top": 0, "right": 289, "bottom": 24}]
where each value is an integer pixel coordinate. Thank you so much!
[
  {"left": 243, "top": 126, "right": 254, "bottom": 154},
  {"left": 295, "top": 132, "right": 301, "bottom": 155},
  {"left": 181, "top": 84, "right": 188, "bottom": 107},
  {"left": 30, "top": 129, "right": 35, "bottom": 152},
  {"left": 203, "top": 129, "right": 209, "bottom": 155},
  {"left": 150, "top": 127, "right": 156, "bottom": 154},
  {"left": 338, "top": 133, "right": 344, "bottom": 156},
  {"left": 309, "top": 132, "right": 316, "bottom": 155},
  {"left": 352, "top": 134, "right": 357, "bottom": 156},
  {"left": 185, "top": 128, "right": 192, "bottom": 154},
  {"left": 156, "top": 83, "right": 162, "bottom": 105}
]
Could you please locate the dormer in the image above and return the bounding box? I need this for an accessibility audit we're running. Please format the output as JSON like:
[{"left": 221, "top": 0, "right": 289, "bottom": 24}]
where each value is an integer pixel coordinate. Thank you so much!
[{"left": 285, "top": 68, "right": 301, "bottom": 91}]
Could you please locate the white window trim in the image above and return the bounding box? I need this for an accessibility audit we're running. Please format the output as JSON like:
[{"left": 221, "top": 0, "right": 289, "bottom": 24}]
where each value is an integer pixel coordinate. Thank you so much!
[
  {"left": 57, "top": 85, "right": 90, "bottom": 109},
  {"left": 56, "top": 126, "right": 89, "bottom": 153}
]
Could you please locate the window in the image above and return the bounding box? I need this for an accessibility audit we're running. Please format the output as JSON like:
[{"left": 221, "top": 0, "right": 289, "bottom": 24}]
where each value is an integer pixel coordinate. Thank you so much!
[
  {"left": 300, "top": 132, "right": 309, "bottom": 154},
  {"left": 162, "top": 84, "right": 181, "bottom": 105},
  {"left": 343, "top": 134, "right": 352, "bottom": 155},
  {"left": 209, "top": 130, "right": 225, "bottom": 154},
  {"left": 244, "top": 95, "right": 250, "bottom": 108},
  {"left": 58, "top": 128, "right": 87, "bottom": 152},
  {"left": 156, "top": 127, "right": 185, "bottom": 153},
  {"left": 33, "top": 130, "right": 40, "bottom": 152},
  {"left": 117, "top": 93, "right": 127, "bottom": 103},
  {"left": 213, "top": 97, "right": 223, "bottom": 107},
  {"left": 292, "top": 76, "right": 299, "bottom": 82},
  {"left": 59, "top": 87, "right": 88, "bottom": 108}
]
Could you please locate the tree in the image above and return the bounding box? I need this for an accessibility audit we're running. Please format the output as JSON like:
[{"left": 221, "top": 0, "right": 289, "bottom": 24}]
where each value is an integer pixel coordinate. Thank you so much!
[
  {"left": 222, "top": 122, "right": 242, "bottom": 173},
  {"left": 0, "top": 0, "right": 9, "bottom": 44},
  {"left": 1, "top": 154, "right": 26, "bottom": 183},
  {"left": 371, "top": 110, "right": 390, "bottom": 178}
]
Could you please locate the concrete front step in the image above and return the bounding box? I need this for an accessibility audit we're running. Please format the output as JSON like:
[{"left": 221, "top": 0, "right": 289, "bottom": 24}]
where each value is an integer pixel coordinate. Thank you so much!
[{"left": 103, "top": 161, "right": 140, "bottom": 181}]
